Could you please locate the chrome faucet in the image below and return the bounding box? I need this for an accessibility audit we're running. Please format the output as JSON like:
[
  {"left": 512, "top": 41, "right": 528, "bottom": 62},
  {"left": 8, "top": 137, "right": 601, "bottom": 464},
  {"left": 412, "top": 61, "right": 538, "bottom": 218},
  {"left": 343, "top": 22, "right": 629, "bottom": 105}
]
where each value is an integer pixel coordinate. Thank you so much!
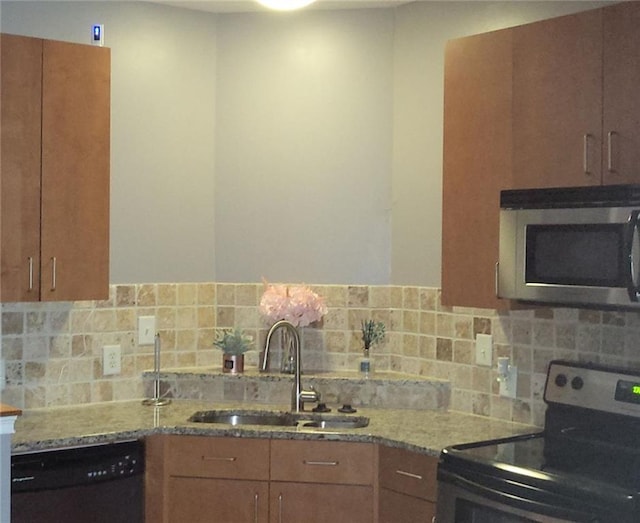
[{"left": 260, "top": 320, "right": 320, "bottom": 413}]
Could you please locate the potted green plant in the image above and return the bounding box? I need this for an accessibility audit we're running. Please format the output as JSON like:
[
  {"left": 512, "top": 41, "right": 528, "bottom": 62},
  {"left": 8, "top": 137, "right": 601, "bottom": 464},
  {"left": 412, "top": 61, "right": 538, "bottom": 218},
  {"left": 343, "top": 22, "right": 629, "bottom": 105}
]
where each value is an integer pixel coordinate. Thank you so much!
[
  {"left": 214, "top": 328, "right": 253, "bottom": 374},
  {"left": 360, "top": 320, "right": 385, "bottom": 376}
]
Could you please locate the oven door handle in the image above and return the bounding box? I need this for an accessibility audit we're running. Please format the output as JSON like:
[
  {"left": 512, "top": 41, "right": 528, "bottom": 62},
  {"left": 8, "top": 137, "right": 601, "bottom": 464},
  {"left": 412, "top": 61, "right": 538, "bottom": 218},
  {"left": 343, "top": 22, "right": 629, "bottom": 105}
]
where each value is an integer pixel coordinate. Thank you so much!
[
  {"left": 625, "top": 210, "right": 640, "bottom": 302},
  {"left": 440, "top": 470, "right": 601, "bottom": 522}
]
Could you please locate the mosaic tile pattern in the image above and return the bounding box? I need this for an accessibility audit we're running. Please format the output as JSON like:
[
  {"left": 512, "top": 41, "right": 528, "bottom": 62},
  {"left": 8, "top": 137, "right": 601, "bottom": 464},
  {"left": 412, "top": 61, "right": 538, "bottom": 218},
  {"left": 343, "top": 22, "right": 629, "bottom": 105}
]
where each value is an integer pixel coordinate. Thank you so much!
[{"left": 4, "top": 282, "right": 640, "bottom": 426}]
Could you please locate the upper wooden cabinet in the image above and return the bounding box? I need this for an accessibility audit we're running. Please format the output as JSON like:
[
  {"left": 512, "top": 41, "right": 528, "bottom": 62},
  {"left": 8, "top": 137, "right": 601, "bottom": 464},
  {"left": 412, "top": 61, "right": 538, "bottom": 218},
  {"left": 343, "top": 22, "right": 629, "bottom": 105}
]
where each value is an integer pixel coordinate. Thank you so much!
[
  {"left": 602, "top": 2, "right": 640, "bottom": 185},
  {"left": 512, "top": 2, "right": 640, "bottom": 189},
  {"left": 512, "top": 8, "right": 603, "bottom": 189},
  {"left": 441, "top": 2, "right": 640, "bottom": 309},
  {"left": 441, "top": 27, "right": 513, "bottom": 310},
  {"left": 1, "top": 34, "right": 110, "bottom": 302}
]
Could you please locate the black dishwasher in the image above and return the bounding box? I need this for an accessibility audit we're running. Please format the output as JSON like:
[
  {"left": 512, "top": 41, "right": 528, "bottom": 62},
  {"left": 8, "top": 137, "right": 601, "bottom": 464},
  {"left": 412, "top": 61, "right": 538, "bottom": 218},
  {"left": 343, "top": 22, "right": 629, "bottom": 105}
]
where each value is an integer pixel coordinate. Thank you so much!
[{"left": 11, "top": 439, "right": 144, "bottom": 523}]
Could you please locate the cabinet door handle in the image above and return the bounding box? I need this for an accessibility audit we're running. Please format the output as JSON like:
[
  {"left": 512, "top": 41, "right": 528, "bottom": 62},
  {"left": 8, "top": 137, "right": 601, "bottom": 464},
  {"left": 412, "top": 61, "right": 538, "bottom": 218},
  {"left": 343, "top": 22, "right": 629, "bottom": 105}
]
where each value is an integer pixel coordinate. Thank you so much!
[
  {"left": 583, "top": 133, "right": 592, "bottom": 175},
  {"left": 278, "top": 493, "right": 283, "bottom": 523},
  {"left": 50, "top": 257, "right": 57, "bottom": 291},
  {"left": 608, "top": 131, "right": 617, "bottom": 173},
  {"left": 202, "top": 456, "right": 237, "bottom": 462},
  {"left": 27, "top": 257, "right": 34, "bottom": 291},
  {"left": 395, "top": 469, "right": 423, "bottom": 481},
  {"left": 303, "top": 460, "right": 339, "bottom": 466},
  {"left": 254, "top": 493, "right": 259, "bottom": 523}
]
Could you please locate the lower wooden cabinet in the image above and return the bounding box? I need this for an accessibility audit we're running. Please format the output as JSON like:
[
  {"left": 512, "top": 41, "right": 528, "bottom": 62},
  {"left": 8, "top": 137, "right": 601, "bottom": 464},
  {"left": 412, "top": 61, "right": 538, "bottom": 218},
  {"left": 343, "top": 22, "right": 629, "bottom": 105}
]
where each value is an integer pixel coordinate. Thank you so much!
[
  {"left": 379, "top": 488, "right": 435, "bottom": 523},
  {"left": 146, "top": 435, "right": 437, "bottom": 523},
  {"left": 270, "top": 440, "right": 374, "bottom": 523},
  {"left": 168, "top": 477, "right": 269, "bottom": 523},
  {"left": 270, "top": 483, "right": 373, "bottom": 523},
  {"left": 378, "top": 446, "right": 438, "bottom": 523},
  {"left": 146, "top": 435, "right": 270, "bottom": 523}
]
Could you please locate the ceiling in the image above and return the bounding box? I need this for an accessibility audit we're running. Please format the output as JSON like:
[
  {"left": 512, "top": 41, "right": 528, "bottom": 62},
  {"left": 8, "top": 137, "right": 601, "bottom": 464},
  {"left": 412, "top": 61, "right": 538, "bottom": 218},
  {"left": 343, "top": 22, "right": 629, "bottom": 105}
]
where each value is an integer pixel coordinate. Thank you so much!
[{"left": 144, "top": 0, "right": 413, "bottom": 14}]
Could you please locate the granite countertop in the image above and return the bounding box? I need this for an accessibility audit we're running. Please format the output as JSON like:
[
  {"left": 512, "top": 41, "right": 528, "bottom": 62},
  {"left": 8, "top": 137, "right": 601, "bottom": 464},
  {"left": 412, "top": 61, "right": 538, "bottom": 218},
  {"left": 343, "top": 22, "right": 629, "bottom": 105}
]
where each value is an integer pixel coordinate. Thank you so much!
[{"left": 12, "top": 399, "right": 538, "bottom": 456}]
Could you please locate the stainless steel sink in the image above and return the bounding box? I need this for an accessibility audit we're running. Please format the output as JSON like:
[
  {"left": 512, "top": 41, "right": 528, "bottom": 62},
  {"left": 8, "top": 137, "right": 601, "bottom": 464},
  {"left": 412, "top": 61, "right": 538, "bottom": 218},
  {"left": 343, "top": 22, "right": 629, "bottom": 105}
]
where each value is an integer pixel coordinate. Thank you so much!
[
  {"left": 188, "top": 410, "right": 298, "bottom": 426},
  {"left": 188, "top": 410, "right": 369, "bottom": 430},
  {"left": 300, "top": 416, "right": 369, "bottom": 430}
]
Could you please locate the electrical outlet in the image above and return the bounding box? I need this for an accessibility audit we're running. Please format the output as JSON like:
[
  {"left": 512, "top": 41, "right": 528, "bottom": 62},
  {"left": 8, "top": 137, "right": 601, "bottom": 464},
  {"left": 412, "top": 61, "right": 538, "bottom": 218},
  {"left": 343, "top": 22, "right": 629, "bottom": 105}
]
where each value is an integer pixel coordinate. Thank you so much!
[
  {"left": 138, "top": 316, "right": 156, "bottom": 345},
  {"left": 103, "top": 345, "right": 121, "bottom": 376},
  {"left": 499, "top": 365, "right": 518, "bottom": 398},
  {"left": 475, "top": 334, "right": 493, "bottom": 366}
]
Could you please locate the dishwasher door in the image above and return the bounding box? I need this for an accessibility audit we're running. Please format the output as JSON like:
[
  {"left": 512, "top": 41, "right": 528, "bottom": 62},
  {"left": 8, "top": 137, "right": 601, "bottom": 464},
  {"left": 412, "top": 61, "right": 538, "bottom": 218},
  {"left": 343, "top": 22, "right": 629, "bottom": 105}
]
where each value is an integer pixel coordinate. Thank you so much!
[{"left": 11, "top": 440, "right": 144, "bottom": 523}]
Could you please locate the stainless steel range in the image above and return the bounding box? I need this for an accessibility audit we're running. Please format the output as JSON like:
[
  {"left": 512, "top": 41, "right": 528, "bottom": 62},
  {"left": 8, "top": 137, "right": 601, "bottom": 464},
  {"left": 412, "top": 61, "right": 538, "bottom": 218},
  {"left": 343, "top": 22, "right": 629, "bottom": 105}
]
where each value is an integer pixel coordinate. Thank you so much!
[{"left": 436, "top": 360, "right": 640, "bottom": 522}]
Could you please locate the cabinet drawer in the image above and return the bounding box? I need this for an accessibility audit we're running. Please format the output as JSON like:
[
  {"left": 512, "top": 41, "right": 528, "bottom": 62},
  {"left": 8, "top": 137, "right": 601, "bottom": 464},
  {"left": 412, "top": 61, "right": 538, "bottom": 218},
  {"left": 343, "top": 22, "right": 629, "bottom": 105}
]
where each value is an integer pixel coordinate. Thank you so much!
[
  {"left": 379, "top": 487, "right": 435, "bottom": 523},
  {"left": 165, "top": 435, "right": 270, "bottom": 481},
  {"left": 271, "top": 440, "right": 374, "bottom": 486},
  {"left": 378, "top": 446, "right": 438, "bottom": 501}
]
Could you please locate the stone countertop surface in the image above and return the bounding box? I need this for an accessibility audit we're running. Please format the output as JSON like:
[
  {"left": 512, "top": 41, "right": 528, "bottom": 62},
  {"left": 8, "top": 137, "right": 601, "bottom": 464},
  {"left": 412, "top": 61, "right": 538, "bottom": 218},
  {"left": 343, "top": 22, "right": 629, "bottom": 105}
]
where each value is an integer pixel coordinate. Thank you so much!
[{"left": 11, "top": 399, "right": 538, "bottom": 456}]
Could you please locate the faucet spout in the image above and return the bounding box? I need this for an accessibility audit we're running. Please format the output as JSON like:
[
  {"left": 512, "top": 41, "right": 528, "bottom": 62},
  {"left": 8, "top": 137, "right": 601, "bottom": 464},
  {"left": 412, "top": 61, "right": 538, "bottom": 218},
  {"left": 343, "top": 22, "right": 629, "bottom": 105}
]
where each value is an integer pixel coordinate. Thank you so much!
[{"left": 260, "top": 320, "right": 320, "bottom": 413}]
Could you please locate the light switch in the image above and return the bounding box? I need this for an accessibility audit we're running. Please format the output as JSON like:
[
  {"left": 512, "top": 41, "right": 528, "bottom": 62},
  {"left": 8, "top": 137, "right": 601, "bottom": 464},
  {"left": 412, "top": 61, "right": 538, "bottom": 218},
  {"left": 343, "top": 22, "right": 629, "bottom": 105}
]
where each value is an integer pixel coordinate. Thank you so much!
[
  {"left": 475, "top": 334, "right": 493, "bottom": 367},
  {"left": 138, "top": 316, "right": 156, "bottom": 345}
]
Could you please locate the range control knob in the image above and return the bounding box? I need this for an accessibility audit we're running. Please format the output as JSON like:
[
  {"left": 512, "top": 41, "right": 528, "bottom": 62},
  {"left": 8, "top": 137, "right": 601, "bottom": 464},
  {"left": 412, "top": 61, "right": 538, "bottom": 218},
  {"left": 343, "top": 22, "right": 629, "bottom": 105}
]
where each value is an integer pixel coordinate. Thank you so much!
[
  {"left": 571, "top": 376, "right": 584, "bottom": 390},
  {"left": 555, "top": 373, "right": 568, "bottom": 387}
]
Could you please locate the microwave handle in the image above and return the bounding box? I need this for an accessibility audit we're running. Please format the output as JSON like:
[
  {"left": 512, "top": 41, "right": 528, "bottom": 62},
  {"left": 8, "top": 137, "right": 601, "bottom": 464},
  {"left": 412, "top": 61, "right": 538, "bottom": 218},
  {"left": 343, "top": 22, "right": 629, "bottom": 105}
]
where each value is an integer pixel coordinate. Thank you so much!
[{"left": 625, "top": 210, "right": 640, "bottom": 302}]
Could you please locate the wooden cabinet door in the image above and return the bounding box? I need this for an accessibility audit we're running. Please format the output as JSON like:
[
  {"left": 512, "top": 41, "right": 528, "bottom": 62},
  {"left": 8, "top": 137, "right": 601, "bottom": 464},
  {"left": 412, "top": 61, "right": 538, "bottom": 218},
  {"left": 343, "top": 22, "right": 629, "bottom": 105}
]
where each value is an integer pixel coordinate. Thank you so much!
[
  {"left": 441, "top": 28, "right": 513, "bottom": 310},
  {"left": 379, "top": 488, "right": 435, "bottom": 523},
  {"left": 602, "top": 1, "right": 640, "bottom": 185},
  {"left": 512, "top": 8, "right": 603, "bottom": 189},
  {"left": 0, "top": 34, "right": 42, "bottom": 302},
  {"left": 40, "top": 39, "right": 110, "bottom": 301},
  {"left": 270, "top": 482, "right": 373, "bottom": 523},
  {"left": 168, "top": 477, "right": 269, "bottom": 523}
]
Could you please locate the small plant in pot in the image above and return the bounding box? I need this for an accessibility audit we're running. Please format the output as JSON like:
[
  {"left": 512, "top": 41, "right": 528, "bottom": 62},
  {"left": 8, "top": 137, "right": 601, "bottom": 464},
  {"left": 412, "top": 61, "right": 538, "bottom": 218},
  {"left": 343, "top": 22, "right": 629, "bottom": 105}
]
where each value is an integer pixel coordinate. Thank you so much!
[
  {"left": 360, "top": 320, "right": 385, "bottom": 376},
  {"left": 214, "top": 328, "right": 253, "bottom": 374}
]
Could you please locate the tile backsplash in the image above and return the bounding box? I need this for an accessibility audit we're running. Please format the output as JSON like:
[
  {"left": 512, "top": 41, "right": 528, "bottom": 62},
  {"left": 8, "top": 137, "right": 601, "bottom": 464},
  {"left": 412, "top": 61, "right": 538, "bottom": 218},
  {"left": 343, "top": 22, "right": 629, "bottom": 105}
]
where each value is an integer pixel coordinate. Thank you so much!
[{"left": 4, "top": 282, "right": 640, "bottom": 427}]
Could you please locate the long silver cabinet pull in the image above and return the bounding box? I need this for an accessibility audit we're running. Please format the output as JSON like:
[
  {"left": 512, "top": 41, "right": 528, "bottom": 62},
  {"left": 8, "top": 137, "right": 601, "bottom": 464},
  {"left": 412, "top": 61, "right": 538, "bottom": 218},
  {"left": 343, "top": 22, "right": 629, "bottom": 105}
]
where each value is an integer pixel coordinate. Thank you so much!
[
  {"left": 395, "top": 469, "right": 423, "bottom": 481},
  {"left": 278, "top": 493, "right": 283, "bottom": 523},
  {"left": 608, "top": 131, "right": 617, "bottom": 172},
  {"left": 27, "top": 257, "right": 34, "bottom": 291},
  {"left": 303, "top": 460, "right": 339, "bottom": 466},
  {"left": 202, "top": 456, "right": 237, "bottom": 462},
  {"left": 254, "top": 493, "right": 259, "bottom": 523},
  {"left": 583, "top": 133, "right": 592, "bottom": 174},
  {"left": 50, "top": 257, "right": 57, "bottom": 291}
]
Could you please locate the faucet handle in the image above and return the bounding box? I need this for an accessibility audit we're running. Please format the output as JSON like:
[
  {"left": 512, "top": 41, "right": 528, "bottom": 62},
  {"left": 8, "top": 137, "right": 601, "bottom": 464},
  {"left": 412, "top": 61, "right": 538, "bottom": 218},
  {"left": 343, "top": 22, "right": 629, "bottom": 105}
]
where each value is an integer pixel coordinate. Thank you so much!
[{"left": 299, "top": 386, "right": 321, "bottom": 410}]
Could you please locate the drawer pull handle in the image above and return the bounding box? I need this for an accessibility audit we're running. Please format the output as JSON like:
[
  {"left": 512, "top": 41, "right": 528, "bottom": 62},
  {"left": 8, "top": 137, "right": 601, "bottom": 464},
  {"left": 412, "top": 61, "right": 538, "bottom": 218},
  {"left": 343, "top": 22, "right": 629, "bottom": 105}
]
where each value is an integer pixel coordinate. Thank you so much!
[
  {"left": 395, "top": 469, "right": 423, "bottom": 481},
  {"left": 278, "top": 493, "right": 283, "bottom": 523},
  {"left": 583, "top": 133, "right": 592, "bottom": 175},
  {"left": 202, "top": 456, "right": 237, "bottom": 462},
  {"left": 51, "top": 257, "right": 57, "bottom": 291},
  {"left": 28, "top": 257, "right": 34, "bottom": 291},
  {"left": 254, "top": 493, "right": 259, "bottom": 523},
  {"left": 608, "top": 130, "right": 617, "bottom": 172},
  {"left": 303, "top": 460, "right": 339, "bottom": 466}
]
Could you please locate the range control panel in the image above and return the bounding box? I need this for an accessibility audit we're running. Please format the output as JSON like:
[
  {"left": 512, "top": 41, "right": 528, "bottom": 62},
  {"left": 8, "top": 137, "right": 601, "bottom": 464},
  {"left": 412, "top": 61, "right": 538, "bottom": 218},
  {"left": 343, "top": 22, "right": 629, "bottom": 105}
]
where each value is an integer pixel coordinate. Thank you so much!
[{"left": 545, "top": 360, "right": 640, "bottom": 418}]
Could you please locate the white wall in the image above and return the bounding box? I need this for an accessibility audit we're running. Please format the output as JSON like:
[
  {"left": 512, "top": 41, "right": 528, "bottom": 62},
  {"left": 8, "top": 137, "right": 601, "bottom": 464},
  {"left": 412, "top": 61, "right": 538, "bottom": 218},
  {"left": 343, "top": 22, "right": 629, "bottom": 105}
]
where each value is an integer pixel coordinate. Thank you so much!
[
  {"left": 1, "top": 1, "right": 609, "bottom": 287},
  {"left": 214, "top": 9, "right": 394, "bottom": 284}
]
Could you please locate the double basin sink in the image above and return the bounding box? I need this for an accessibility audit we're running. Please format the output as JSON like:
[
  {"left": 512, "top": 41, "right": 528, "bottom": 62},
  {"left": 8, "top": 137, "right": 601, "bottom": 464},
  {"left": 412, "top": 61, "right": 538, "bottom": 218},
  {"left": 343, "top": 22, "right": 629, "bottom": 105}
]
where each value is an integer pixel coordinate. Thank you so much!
[{"left": 189, "top": 409, "right": 369, "bottom": 431}]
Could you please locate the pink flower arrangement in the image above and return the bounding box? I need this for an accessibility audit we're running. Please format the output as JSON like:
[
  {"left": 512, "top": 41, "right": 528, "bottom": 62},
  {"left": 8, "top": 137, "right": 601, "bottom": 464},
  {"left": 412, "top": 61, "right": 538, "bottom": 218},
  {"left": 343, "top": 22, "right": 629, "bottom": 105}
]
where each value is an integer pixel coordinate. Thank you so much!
[{"left": 260, "top": 282, "right": 328, "bottom": 328}]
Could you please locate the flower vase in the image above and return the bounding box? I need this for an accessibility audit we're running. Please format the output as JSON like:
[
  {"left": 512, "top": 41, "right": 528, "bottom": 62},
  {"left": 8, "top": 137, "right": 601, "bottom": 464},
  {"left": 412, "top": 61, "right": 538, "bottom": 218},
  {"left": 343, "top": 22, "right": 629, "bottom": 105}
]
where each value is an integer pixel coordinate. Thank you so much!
[
  {"left": 223, "top": 353, "right": 244, "bottom": 374},
  {"left": 280, "top": 327, "right": 297, "bottom": 374}
]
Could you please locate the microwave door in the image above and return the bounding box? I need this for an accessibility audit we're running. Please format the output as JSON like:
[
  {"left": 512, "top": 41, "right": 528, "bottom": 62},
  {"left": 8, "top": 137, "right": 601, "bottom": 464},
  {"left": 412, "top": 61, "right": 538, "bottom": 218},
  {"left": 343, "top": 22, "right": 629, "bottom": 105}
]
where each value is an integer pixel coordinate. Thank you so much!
[
  {"left": 625, "top": 210, "right": 640, "bottom": 301},
  {"left": 503, "top": 206, "right": 640, "bottom": 308}
]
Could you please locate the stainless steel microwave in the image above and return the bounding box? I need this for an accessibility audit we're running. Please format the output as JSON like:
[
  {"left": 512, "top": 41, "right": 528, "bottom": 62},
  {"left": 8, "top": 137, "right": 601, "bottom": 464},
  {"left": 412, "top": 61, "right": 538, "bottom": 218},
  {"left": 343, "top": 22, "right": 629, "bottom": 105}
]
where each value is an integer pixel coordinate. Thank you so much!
[{"left": 498, "top": 185, "right": 640, "bottom": 309}]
